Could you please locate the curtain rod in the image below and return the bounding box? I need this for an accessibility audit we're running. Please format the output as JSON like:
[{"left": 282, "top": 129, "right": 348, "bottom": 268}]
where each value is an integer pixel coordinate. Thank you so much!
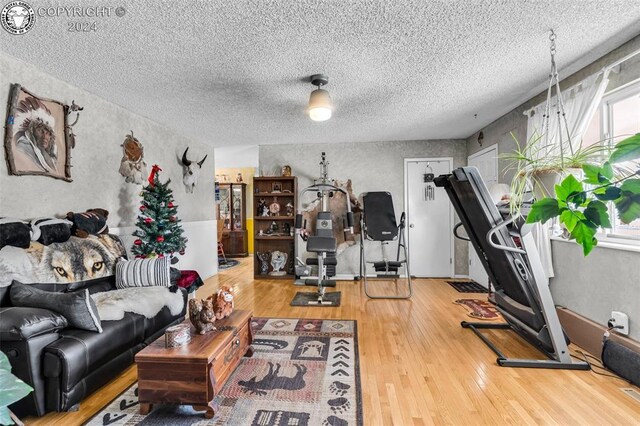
[{"left": 602, "top": 46, "right": 640, "bottom": 73}]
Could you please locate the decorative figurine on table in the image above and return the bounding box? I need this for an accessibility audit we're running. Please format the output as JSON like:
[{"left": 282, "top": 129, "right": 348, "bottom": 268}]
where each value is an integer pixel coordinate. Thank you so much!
[
  {"left": 281, "top": 165, "right": 292, "bottom": 176},
  {"left": 257, "top": 198, "right": 268, "bottom": 216},
  {"left": 210, "top": 286, "right": 234, "bottom": 319},
  {"left": 236, "top": 173, "right": 243, "bottom": 183},
  {"left": 188, "top": 297, "right": 216, "bottom": 334},
  {"left": 269, "top": 250, "right": 288, "bottom": 276},
  {"left": 285, "top": 202, "right": 294, "bottom": 216},
  {"left": 257, "top": 252, "right": 271, "bottom": 274},
  {"left": 283, "top": 223, "right": 291, "bottom": 235},
  {"left": 270, "top": 197, "right": 281, "bottom": 216}
]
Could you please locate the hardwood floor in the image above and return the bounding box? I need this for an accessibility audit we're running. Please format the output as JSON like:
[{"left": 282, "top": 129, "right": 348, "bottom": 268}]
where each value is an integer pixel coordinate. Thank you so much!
[{"left": 25, "top": 257, "right": 640, "bottom": 425}]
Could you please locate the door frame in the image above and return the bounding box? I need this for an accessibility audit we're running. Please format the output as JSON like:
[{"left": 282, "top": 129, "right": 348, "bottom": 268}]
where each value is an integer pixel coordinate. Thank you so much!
[
  {"left": 466, "top": 144, "right": 499, "bottom": 283},
  {"left": 404, "top": 157, "right": 455, "bottom": 278},
  {"left": 467, "top": 144, "right": 499, "bottom": 176}
]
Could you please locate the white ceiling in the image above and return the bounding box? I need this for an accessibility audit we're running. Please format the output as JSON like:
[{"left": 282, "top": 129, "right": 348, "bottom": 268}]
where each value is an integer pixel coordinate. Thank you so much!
[{"left": 2, "top": 1, "right": 640, "bottom": 147}]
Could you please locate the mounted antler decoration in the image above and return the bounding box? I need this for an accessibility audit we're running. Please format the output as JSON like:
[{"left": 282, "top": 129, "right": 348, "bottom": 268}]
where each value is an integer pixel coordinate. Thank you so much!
[
  {"left": 65, "top": 100, "right": 83, "bottom": 149},
  {"left": 181, "top": 147, "right": 207, "bottom": 193}
]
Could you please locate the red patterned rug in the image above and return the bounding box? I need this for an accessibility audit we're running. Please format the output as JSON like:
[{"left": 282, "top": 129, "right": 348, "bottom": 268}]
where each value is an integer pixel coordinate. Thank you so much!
[
  {"left": 87, "top": 317, "right": 362, "bottom": 426},
  {"left": 454, "top": 299, "right": 501, "bottom": 320}
]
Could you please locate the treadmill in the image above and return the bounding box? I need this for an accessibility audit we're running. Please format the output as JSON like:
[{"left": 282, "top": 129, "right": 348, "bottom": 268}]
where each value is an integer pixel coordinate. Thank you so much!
[{"left": 434, "top": 167, "right": 589, "bottom": 370}]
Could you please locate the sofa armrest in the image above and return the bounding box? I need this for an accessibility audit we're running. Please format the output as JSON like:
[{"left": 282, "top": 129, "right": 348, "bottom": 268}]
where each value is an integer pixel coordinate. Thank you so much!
[
  {"left": 0, "top": 307, "right": 68, "bottom": 341},
  {"left": 0, "top": 308, "right": 64, "bottom": 417}
]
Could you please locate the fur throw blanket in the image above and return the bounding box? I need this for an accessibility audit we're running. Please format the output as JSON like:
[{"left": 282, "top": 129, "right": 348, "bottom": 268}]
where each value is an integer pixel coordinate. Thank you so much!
[{"left": 92, "top": 286, "right": 184, "bottom": 321}]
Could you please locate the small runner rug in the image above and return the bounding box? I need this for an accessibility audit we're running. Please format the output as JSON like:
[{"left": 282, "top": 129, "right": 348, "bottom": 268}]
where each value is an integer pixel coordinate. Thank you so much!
[
  {"left": 447, "top": 280, "right": 488, "bottom": 293},
  {"left": 86, "top": 317, "right": 362, "bottom": 426},
  {"left": 218, "top": 259, "right": 240, "bottom": 270},
  {"left": 291, "top": 291, "right": 341, "bottom": 307},
  {"left": 454, "top": 299, "right": 501, "bottom": 320}
]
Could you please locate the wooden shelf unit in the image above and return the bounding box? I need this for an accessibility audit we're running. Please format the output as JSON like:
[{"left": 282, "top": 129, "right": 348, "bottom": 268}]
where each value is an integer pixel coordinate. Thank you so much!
[{"left": 253, "top": 176, "right": 297, "bottom": 279}]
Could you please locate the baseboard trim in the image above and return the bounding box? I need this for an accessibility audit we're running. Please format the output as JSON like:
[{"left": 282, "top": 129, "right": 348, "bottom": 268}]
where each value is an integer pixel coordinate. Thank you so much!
[{"left": 556, "top": 307, "right": 640, "bottom": 360}]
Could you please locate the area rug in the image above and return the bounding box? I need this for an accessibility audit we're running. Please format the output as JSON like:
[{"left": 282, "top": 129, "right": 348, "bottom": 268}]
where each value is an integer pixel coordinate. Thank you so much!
[
  {"left": 291, "top": 291, "right": 341, "bottom": 307},
  {"left": 86, "top": 317, "right": 361, "bottom": 426},
  {"left": 447, "top": 280, "right": 488, "bottom": 293},
  {"left": 218, "top": 259, "right": 240, "bottom": 270},
  {"left": 454, "top": 299, "right": 501, "bottom": 320}
]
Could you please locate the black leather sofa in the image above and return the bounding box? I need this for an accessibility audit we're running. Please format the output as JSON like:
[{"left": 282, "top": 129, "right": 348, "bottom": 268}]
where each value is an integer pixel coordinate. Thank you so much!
[{"left": 0, "top": 277, "right": 187, "bottom": 417}]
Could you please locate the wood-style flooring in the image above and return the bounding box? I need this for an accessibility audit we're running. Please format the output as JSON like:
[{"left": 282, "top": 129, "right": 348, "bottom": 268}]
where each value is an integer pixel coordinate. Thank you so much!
[{"left": 25, "top": 257, "right": 640, "bottom": 425}]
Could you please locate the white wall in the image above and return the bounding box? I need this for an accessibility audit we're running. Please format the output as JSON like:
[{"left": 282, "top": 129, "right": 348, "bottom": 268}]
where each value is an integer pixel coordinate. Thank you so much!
[
  {"left": 0, "top": 53, "right": 218, "bottom": 278},
  {"left": 215, "top": 145, "right": 259, "bottom": 169}
]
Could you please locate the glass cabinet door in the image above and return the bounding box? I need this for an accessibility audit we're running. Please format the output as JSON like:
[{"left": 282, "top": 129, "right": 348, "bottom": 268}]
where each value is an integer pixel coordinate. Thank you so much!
[
  {"left": 232, "top": 186, "right": 243, "bottom": 230},
  {"left": 219, "top": 186, "right": 231, "bottom": 229}
]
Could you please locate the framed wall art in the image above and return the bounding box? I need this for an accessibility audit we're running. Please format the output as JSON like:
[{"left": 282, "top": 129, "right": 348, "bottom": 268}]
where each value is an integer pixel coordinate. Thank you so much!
[{"left": 4, "top": 84, "right": 73, "bottom": 181}]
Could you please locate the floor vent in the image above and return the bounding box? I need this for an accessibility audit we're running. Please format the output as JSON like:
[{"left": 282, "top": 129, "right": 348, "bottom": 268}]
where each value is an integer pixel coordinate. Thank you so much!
[{"left": 621, "top": 388, "right": 640, "bottom": 403}]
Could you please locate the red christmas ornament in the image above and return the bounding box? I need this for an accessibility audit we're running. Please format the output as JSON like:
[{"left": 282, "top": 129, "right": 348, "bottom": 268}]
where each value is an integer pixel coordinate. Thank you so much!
[
  {"left": 135, "top": 255, "right": 143, "bottom": 259},
  {"left": 139, "top": 205, "right": 146, "bottom": 211},
  {"left": 134, "top": 239, "right": 142, "bottom": 246},
  {"left": 179, "top": 249, "right": 185, "bottom": 255},
  {"left": 169, "top": 216, "right": 176, "bottom": 222},
  {"left": 156, "top": 236, "right": 165, "bottom": 242},
  {"left": 168, "top": 202, "right": 174, "bottom": 208},
  {"left": 158, "top": 254, "right": 164, "bottom": 258},
  {"left": 144, "top": 217, "right": 152, "bottom": 224}
]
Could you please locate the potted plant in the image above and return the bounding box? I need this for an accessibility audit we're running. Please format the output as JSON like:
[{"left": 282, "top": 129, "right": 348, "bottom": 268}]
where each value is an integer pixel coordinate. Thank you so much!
[
  {"left": 525, "top": 133, "right": 640, "bottom": 255},
  {"left": 0, "top": 351, "right": 33, "bottom": 425},
  {"left": 501, "top": 131, "right": 612, "bottom": 214}
]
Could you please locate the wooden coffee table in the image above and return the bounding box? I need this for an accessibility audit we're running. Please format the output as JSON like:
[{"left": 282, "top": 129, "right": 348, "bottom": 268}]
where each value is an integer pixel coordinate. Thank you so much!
[{"left": 135, "top": 309, "right": 254, "bottom": 418}]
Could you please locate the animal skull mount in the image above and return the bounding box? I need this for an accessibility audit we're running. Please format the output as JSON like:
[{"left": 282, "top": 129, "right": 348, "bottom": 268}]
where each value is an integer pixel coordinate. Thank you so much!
[{"left": 181, "top": 147, "right": 207, "bottom": 193}]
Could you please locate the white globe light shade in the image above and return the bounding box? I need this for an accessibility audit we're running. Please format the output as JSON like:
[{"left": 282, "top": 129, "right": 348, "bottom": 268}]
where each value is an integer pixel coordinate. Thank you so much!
[{"left": 308, "top": 88, "right": 333, "bottom": 121}]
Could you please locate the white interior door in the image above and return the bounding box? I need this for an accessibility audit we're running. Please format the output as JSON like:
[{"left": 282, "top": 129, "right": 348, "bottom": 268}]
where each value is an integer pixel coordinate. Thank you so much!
[
  {"left": 467, "top": 145, "right": 498, "bottom": 287},
  {"left": 405, "top": 158, "right": 453, "bottom": 277}
]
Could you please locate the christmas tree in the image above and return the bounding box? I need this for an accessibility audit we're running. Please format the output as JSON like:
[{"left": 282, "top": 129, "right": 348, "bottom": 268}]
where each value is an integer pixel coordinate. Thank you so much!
[{"left": 132, "top": 165, "right": 187, "bottom": 260}]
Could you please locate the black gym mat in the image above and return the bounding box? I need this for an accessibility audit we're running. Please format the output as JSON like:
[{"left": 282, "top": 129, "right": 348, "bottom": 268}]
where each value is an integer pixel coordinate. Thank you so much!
[
  {"left": 291, "top": 291, "right": 341, "bottom": 307},
  {"left": 447, "top": 280, "right": 488, "bottom": 293}
]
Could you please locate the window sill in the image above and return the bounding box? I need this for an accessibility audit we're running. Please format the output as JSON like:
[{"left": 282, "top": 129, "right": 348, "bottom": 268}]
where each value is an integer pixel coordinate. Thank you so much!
[{"left": 551, "top": 236, "right": 640, "bottom": 254}]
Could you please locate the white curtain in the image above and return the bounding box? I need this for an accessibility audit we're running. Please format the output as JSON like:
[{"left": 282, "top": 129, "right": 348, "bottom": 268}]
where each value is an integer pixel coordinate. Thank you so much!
[
  {"left": 524, "top": 71, "right": 610, "bottom": 278},
  {"left": 526, "top": 72, "right": 610, "bottom": 160}
]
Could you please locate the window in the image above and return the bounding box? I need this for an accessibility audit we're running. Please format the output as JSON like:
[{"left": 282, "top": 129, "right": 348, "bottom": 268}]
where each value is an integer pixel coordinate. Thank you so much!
[{"left": 583, "top": 80, "right": 640, "bottom": 240}]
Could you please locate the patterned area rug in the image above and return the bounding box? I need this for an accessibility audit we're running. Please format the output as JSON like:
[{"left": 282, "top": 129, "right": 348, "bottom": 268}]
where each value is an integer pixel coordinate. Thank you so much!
[
  {"left": 218, "top": 259, "right": 240, "bottom": 270},
  {"left": 87, "top": 317, "right": 361, "bottom": 426},
  {"left": 454, "top": 299, "right": 501, "bottom": 320},
  {"left": 447, "top": 280, "right": 488, "bottom": 293}
]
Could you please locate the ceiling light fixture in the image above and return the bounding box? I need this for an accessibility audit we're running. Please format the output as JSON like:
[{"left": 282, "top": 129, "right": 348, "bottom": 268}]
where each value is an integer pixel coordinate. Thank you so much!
[{"left": 308, "top": 74, "right": 332, "bottom": 122}]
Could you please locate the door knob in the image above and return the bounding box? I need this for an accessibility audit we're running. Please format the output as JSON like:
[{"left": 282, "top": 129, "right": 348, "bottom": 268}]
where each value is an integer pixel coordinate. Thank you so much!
[{"left": 409, "top": 224, "right": 415, "bottom": 228}]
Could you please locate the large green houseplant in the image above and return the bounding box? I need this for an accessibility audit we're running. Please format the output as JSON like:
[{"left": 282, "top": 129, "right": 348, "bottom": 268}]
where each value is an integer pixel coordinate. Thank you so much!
[
  {"left": 525, "top": 133, "right": 640, "bottom": 255},
  {"left": 0, "top": 351, "right": 33, "bottom": 425}
]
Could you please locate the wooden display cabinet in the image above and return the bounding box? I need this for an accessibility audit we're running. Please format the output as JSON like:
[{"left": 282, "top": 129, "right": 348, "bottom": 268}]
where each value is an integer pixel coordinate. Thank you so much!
[
  {"left": 217, "top": 182, "right": 248, "bottom": 257},
  {"left": 253, "top": 176, "right": 297, "bottom": 279}
]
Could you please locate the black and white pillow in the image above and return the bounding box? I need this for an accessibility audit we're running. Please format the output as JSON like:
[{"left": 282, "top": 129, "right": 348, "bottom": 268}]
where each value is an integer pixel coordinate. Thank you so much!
[{"left": 115, "top": 257, "right": 170, "bottom": 289}]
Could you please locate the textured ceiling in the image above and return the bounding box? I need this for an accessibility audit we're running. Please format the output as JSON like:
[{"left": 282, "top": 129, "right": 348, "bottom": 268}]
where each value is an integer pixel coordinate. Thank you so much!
[{"left": 2, "top": 1, "right": 640, "bottom": 147}]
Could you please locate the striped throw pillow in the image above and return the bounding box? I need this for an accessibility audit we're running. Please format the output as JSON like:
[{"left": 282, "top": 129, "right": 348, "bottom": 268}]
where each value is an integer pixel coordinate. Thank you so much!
[{"left": 115, "top": 257, "right": 170, "bottom": 289}]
